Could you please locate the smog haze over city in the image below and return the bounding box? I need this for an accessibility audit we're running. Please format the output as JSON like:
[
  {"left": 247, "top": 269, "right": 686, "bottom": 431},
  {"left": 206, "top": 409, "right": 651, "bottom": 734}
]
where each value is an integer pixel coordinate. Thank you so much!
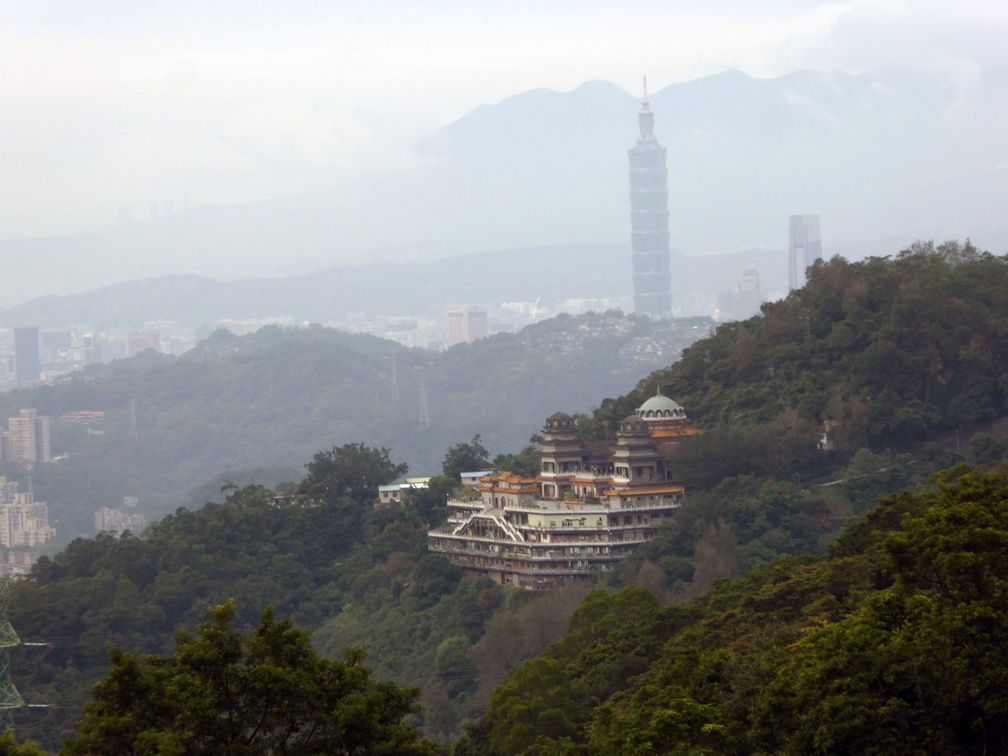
[
  {"left": 1, "top": 0, "right": 1006, "bottom": 306},
  {"left": 6, "top": 6, "right": 1008, "bottom": 750}
]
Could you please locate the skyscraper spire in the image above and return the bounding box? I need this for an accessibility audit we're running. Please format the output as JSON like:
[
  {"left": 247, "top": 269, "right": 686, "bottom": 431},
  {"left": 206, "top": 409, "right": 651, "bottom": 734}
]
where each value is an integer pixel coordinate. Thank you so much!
[
  {"left": 628, "top": 78, "right": 672, "bottom": 318},
  {"left": 637, "top": 75, "right": 655, "bottom": 141}
]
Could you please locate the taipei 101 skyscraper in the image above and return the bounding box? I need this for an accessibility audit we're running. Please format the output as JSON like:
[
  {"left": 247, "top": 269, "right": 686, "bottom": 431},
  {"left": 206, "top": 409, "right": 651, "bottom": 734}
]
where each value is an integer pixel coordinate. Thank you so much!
[{"left": 628, "top": 78, "right": 672, "bottom": 317}]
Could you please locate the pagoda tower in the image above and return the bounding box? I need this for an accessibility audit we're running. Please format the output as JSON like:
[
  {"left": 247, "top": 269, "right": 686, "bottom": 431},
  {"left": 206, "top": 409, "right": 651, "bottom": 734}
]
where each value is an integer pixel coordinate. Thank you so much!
[{"left": 627, "top": 79, "right": 672, "bottom": 317}]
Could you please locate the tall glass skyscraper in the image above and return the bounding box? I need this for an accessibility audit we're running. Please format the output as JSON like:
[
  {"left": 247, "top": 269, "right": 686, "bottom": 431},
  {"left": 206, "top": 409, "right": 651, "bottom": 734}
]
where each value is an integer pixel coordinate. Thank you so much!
[
  {"left": 13, "top": 328, "right": 40, "bottom": 383},
  {"left": 788, "top": 215, "right": 823, "bottom": 291},
  {"left": 628, "top": 84, "right": 672, "bottom": 318}
]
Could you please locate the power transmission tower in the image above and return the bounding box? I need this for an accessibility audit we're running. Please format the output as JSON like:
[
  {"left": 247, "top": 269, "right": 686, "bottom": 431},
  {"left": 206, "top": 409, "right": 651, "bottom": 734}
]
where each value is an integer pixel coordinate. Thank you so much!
[
  {"left": 416, "top": 367, "right": 430, "bottom": 430},
  {"left": 390, "top": 354, "right": 399, "bottom": 403},
  {"left": 130, "top": 398, "right": 139, "bottom": 442},
  {"left": 0, "top": 581, "right": 25, "bottom": 733}
]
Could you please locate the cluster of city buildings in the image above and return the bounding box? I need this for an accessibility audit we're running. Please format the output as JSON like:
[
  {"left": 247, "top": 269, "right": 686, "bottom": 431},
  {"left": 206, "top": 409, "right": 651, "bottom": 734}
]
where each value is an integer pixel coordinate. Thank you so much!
[
  {"left": 0, "top": 410, "right": 57, "bottom": 575},
  {"left": 0, "top": 476, "right": 55, "bottom": 566},
  {"left": 0, "top": 300, "right": 615, "bottom": 390},
  {"left": 1, "top": 91, "right": 822, "bottom": 394},
  {"left": 343, "top": 296, "right": 634, "bottom": 351},
  {"left": 0, "top": 322, "right": 201, "bottom": 390},
  {"left": 95, "top": 497, "right": 147, "bottom": 536},
  {"left": 0, "top": 406, "right": 149, "bottom": 573},
  {"left": 427, "top": 392, "right": 700, "bottom": 589}
]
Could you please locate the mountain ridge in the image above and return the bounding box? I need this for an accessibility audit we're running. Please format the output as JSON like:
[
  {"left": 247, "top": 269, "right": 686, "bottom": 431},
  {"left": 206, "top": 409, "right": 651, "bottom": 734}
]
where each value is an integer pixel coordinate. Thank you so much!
[
  {"left": 0, "top": 244, "right": 789, "bottom": 328},
  {"left": 1, "top": 68, "right": 1003, "bottom": 307}
]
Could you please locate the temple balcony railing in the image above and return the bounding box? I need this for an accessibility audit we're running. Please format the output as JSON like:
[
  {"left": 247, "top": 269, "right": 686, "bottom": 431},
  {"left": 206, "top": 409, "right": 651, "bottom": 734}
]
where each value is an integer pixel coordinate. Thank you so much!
[
  {"left": 429, "top": 549, "right": 635, "bottom": 564},
  {"left": 446, "top": 498, "right": 681, "bottom": 517},
  {"left": 427, "top": 540, "right": 649, "bottom": 560},
  {"left": 431, "top": 526, "right": 657, "bottom": 540},
  {"left": 429, "top": 551, "right": 621, "bottom": 571},
  {"left": 430, "top": 525, "right": 664, "bottom": 544}
]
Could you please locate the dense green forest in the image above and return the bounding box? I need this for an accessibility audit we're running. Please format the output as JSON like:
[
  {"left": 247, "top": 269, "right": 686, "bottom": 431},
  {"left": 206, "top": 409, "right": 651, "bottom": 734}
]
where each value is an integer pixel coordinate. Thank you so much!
[
  {"left": 446, "top": 241, "right": 1008, "bottom": 754},
  {"left": 8, "top": 445, "right": 434, "bottom": 748},
  {"left": 554, "top": 241, "right": 1008, "bottom": 600},
  {"left": 455, "top": 464, "right": 1008, "bottom": 755},
  {"left": 6, "top": 241, "right": 1008, "bottom": 753},
  {"left": 583, "top": 240, "right": 1008, "bottom": 476},
  {"left": 59, "top": 601, "right": 439, "bottom": 755},
  {"left": 7, "top": 438, "right": 599, "bottom": 750},
  {"left": 0, "top": 312, "right": 709, "bottom": 535}
]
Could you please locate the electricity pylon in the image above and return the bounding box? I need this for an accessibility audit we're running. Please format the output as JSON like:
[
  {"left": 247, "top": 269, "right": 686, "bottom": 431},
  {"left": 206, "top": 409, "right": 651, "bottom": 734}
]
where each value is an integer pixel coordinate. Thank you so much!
[
  {"left": 390, "top": 354, "right": 400, "bottom": 403},
  {"left": 416, "top": 367, "right": 430, "bottom": 429},
  {"left": 0, "top": 581, "right": 24, "bottom": 733}
]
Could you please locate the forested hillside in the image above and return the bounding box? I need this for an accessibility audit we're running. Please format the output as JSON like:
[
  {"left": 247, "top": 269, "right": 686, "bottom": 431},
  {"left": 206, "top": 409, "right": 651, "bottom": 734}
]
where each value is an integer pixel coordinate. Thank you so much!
[
  {"left": 585, "top": 240, "right": 1008, "bottom": 475},
  {"left": 451, "top": 241, "right": 1008, "bottom": 754},
  {"left": 455, "top": 465, "right": 1008, "bottom": 755},
  {"left": 7, "top": 242, "right": 1008, "bottom": 753},
  {"left": 8, "top": 441, "right": 599, "bottom": 750},
  {"left": 549, "top": 241, "right": 1008, "bottom": 600},
  {"left": 0, "top": 312, "right": 710, "bottom": 535},
  {"left": 8, "top": 445, "right": 448, "bottom": 749}
]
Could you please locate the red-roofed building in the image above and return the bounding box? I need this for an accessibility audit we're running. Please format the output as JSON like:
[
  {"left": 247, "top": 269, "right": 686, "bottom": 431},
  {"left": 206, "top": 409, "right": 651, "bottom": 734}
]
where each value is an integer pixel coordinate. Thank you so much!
[{"left": 428, "top": 392, "right": 700, "bottom": 589}]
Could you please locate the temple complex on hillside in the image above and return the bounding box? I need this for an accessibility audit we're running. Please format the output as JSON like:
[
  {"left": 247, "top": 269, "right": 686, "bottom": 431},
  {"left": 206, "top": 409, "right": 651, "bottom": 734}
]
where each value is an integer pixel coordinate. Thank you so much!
[{"left": 428, "top": 392, "right": 699, "bottom": 589}]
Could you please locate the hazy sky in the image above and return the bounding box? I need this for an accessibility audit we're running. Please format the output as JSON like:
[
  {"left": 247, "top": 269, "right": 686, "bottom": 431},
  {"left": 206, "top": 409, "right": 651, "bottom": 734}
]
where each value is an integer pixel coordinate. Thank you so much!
[{"left": 2, "top": 0, "right": 1005, "bottom": 239}]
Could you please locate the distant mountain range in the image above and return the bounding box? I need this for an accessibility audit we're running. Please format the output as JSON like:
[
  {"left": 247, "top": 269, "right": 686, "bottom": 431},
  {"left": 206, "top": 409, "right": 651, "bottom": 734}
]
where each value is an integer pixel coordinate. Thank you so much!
[
  {"left": 0, "top": 244, "right": 788, "bottom": 328},
  {"left": 1, "top": 68, "right": 1004, "bottom": 309}
]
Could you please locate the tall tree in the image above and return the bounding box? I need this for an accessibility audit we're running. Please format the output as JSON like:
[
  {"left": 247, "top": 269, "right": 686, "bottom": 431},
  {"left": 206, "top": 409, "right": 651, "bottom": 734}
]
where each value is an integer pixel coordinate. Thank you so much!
[
  {"left": 441, "top": 435, "right": 490, "bottom": 481},
  {"left": 61, "top": 601, "right": 437, "bottom": 755},
  {"left": 403, "top": 474, "right": 458, "bottom": 525},
  {"left": 492, "top": 445, "right": 540, "bottom": 479},
  {"left": 300, "top": 443, "right": 408, "bottom": 505},
  {"left": 0, "top": 734, "right": 45, "bottom": 756}
]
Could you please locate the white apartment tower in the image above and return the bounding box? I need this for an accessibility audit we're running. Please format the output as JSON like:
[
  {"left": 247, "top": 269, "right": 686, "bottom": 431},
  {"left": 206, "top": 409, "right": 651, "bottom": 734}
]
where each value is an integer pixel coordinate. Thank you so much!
[
  {"left": 0, "top": 485, "right": 55, "bottom": 548},
  {"left": 3, "top": 409, "right": 52, "bottom": 465}
]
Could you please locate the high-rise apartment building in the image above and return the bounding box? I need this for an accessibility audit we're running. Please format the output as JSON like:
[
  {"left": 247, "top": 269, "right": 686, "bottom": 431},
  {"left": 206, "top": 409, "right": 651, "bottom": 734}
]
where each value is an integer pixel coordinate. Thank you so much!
[
  {"left": 0, "top": 478, "right": 17, "bottom": 505},
  {"left": 628, "top": 82, "right": 672, "bottom": 318},
  {"left": 2, "top": 409, "right": 52, "bottom": 465},
  {"left": 0, "top": 491, "right": 55, "bottom": 547},
  {"left": 13, "top": 327, "right": 41, "bottom": 382},
  {"left": 0, "top": 479, "right": 55, "bottom": 547},
  {"left": 126, "top": 329, "right": 161, "bottom": 357},
  {"left": 788, "top": 215, "right": 823, "bottom": 291},
  {"left": 718, "top": 268, "right": 767, "bottom": 322},
  {"left": 95, "top": 505, "right": 147, "bottom": 535},
  {"left": 447, "top": 307, "right": 489, "bottom": 347}
]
